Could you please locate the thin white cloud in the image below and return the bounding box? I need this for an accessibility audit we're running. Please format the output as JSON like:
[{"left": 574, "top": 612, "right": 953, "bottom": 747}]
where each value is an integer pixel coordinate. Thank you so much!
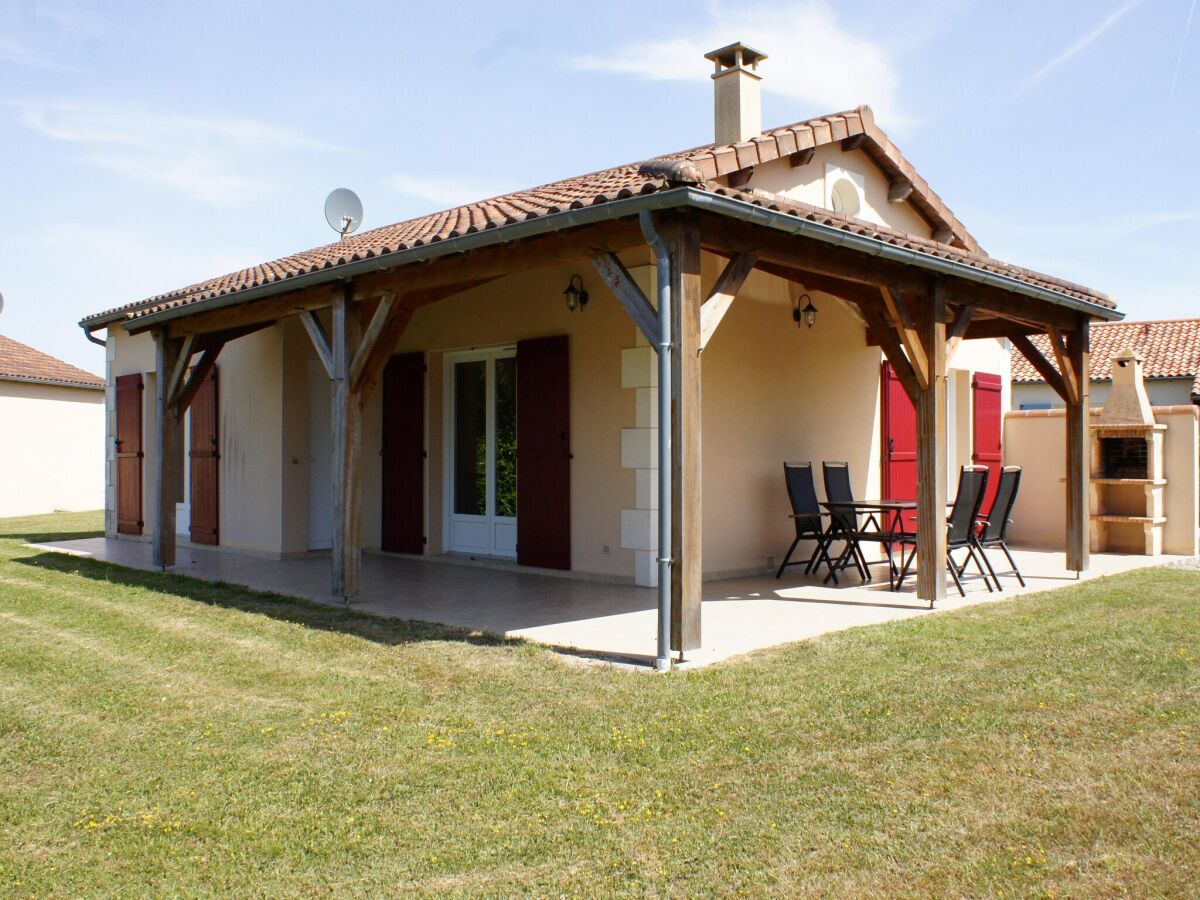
[
  {"left": 1171, "top": 0, "right": 1198, "bottom": 96},
  {"left": 571, "top": 1, "right": 906, "bottom": 127},
  {"left": 1018, "top": 0, "right": 1142, "bottom": 95},
  {"left": 388, "top": 173, "right": 520, "bottom": 210},
  {"left": 16, "top": 101, "right": 340, "bottom": 206}
]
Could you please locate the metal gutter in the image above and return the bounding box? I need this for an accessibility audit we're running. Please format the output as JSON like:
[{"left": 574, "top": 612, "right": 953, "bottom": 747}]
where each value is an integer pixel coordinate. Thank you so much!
[
  {"left": 85, "top": 186, "right": 1121, "bottom": 336},
  {"left": 638, "top": 210, "right": 674, "bottom": 673},
  {"left": 0, "top": 374, "right": 104, "bottom": 391},
  {"left": 680, "top": 189, "right": 1125, "bottom": 322}
]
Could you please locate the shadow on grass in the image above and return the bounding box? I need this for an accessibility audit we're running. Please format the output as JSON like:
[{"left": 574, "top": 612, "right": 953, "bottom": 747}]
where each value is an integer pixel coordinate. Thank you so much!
[
  {"left": 13, "top": 551, "right": 514, "bottom": 651},
  {"left": 0, "top": 527, "right": 105, "bottom": 544}
]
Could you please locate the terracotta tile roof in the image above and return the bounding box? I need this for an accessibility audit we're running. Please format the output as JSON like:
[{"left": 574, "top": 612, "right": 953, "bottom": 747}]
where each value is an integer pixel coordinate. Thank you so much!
[
  {"left": 0, "top": 334, "right": 104, "bottom": 389},
  {"left": 1011, "top": 319, "right": 1200, "bottom": 403},
  {"left": 81, "top": 106, "right": 1114, "bottom": 328}
]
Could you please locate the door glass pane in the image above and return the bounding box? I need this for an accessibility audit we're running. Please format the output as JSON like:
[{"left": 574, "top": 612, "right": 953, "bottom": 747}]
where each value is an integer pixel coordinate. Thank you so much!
[
  {"left": 454, "top": 360, "right": 486, "bottom": 516},
  {"left": 494, "top": 356, "right": 517, "bottom": 518}
]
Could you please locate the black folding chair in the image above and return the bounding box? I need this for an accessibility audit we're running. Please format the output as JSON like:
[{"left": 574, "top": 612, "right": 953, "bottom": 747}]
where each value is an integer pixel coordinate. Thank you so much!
[
  {"left": 897, "top": 465, "right": 993, "bottom": 603},
  {"left": 775, "top": 462, "right": 836, "bottom": 579},
  {"left": 973, "top": 466, "right": 1026, "bottom": 589},
  {"left": 821, "top": 461, "right": 900, "bottom": 585}
]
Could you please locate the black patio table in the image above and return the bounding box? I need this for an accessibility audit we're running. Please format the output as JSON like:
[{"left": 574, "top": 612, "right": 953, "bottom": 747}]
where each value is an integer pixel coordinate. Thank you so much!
[{"left": 816, "top": 499, "right": 949, "bottom": 591}]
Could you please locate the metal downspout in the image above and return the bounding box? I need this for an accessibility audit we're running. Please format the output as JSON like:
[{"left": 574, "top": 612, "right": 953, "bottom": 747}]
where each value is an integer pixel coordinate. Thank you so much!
[
  {"left": 82, "top": 325, "right": 106, "bottom": 348},
  {"left": 639, "top": 211, "right": 673, "bottom": 672}
]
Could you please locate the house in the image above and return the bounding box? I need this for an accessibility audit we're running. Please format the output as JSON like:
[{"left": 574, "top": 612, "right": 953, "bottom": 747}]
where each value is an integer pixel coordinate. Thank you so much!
[
  {"left": 1012, "top": 318, "right": 1200, "bottom": 409},
  {"left": 78, "top": 43, "right": 1121, "bottom": 668},
  {"left": 0, "top": 333, "right": 104, "bottom": 517}
]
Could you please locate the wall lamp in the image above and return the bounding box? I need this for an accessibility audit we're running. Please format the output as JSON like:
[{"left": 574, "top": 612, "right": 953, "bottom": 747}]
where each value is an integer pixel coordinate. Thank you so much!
[
  {"left": 563, "top": 274, "right": 589, "bottom": 312},
  {"left": 793, "top": 293, "right": 818, "bottom": 329}
]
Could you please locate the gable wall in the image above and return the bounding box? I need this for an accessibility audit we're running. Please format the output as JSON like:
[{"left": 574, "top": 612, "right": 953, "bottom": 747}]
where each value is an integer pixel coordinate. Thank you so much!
[{"left": 747, "top": 144, "right": 934, "bottom": 238}]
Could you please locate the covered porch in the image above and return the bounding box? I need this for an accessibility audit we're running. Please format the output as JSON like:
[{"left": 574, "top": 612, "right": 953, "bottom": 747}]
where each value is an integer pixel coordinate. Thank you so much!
[
  {"left": 35, "top": 536, "right": 1181, "bottom": 667},
  {"left": 108, "top": 171, "right": 1122, "bottom": 670}
]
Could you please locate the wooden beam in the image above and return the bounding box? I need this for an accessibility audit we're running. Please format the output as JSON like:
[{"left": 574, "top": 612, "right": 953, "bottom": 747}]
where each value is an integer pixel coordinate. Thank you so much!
[
  {"left": 698, "top": 252, "right": 756, "bottom": 351},
  {"left": 1009, "top": 331, "right": 1071, "bottom": 403},
  {"left": 300, "top": 309, "right": 334, "bottom": 378},
  {"left": 348, "top": 291, "right": 397, "bottom": 390},
  {"left": 841, "top": 133, "right": 867, "bottom": 151},
  {"left": 590, "top": 252, "right": 659, "bottom": 346},
  {"left": 162, "top": 285, "right": 334, "bottom": 339},
  {"left": 888, "top": 179, "right": 914, "bottom": 203},
  {"left": 1047, "top": 326, "right": 1080, "bottom": 404},
  {"left": 354, "top": 279, "right": 500, "bottom": 405},
  {"left": 945, "top": 304, "right": 975, "bottom": 360},
  {"left": 1065, "top": 321, "right": 1090, "bottom": 573},
  {"left": 915, "top": 279, "right": 948, "bottom": 605},
  {"left": 789, "top": 148, "right": 815, "bottom": 167},
  {"left": 880, "top": 285, "right": 929, "bottom": 390},
  {"left": 148, "top": 218, "right": 646, "bottom": 339},
  {"left": 862, "top": 305, "right": 918, "bottom": 404},
  {"left": 931, "top": 226, "right": 954, "bottom": 245},
  {"left": 353, "top": 218, "right": 645, "bottom": 299},
  {"left": 727, "top": 167, "right": 753, "bottom": 188},
  {"left": 657, "top": 211, "right": 703, "bottom": 652},
  {"left": 330, "top": 284, "right": 364, "bottom": 601},
  {"left": 152, "top": 330, "right": 183, "bottom": 569},
  {"left": 164, "top": 334, "right": 195, "bottom": 406},
  {"left": 171, "top": 342, "right": 224, "bottom": 420}
]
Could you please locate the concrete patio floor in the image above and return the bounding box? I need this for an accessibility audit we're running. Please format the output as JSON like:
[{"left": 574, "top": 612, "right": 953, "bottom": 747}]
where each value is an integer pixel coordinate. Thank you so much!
[{"left": 32, "top": 537, "right": 1188, "bottom": 668}]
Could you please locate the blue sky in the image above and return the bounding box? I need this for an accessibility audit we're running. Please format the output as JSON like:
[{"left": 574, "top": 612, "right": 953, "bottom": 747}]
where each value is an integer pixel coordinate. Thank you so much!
[{"left": 1, "top": 0, "right": 1196, "bottom": 373}]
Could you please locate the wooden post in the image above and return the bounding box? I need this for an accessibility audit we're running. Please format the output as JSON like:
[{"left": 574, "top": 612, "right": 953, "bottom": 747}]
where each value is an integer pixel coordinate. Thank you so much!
[
  {"left": 331, "top": 284, "right": 364, "bottom": 600},
  {"left": 152, "top": 329, "right": 183, "bottom": 569},
  {"left": 660, "top": 214, "right": 703, "bottom": 651},
  {"left": 915, "top": 281, "right": 948, "bottom": 605},
  {"left": 1065, "top": 320, "right": 1090, "bottom": 573}
]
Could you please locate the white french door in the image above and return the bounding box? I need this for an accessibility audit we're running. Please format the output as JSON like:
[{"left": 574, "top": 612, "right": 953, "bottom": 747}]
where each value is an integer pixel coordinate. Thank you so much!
[{"left": 445, "top": 347, "right": 517, "bottom": 558}]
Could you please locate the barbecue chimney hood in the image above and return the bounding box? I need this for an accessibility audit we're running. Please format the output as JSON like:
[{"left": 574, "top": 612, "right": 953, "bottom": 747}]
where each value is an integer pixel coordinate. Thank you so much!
[{"left": 1097, "top": 349, "right": 1155, "bottom": 427}]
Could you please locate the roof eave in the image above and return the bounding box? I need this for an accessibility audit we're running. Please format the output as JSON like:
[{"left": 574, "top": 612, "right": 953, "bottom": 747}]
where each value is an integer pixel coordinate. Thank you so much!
[
  {"left": 0, "top": 374, "right": 104, "bottom": 390},
  {"left": 113, "top": 187, "right": 1122, "bottom": 335}
]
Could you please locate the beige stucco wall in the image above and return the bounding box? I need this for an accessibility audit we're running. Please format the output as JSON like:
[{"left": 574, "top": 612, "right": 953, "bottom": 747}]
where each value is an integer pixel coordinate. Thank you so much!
[
  {"left": 1005, "top": 406, "right": 1200, "bottom": 556},
  {"left": 0, "top": 379, "right": 104, "bottom": 517},
  {"left": 217, "top": 327, "right": 286, "bottom": 555},
  {"left": 1013, "top": 378, "right": 1196, "bottom": 410},
  {"left": 106, "top": 325, "right": 287, "bottom": 556},
  {"left": 749, "top": 144, "right": 934, "bottom": 237}
]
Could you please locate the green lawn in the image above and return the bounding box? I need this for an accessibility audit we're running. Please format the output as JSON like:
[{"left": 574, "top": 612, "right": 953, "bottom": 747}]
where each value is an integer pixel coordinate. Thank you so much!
[{"left": 1, "top": 512, "right": 1197, "bottom": 897}]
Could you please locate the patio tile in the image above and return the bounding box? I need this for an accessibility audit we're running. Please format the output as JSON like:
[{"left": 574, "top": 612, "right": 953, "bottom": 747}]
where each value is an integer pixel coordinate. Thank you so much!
[{"left": 30, "top": 538, "right": 1188, "bottom": 668}]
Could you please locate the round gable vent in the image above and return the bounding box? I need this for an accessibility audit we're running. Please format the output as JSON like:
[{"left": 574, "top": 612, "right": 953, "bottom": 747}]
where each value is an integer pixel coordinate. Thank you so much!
[{"left": 830, "top": 177, "right": 861, "bottom": 217}]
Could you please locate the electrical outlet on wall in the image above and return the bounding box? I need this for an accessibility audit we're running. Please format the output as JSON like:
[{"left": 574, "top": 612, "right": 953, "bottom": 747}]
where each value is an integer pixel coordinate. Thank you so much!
[
  {"left": 766, "top": 555, "right": 776, "bottom": 570},
  {"left": 602, "top": 544, "right": 612, "bottom": 556}
]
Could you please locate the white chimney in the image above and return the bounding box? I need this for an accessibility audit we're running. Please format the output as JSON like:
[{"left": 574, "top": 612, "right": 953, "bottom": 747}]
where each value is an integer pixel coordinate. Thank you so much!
[{"left": 705, "top": 42, "right": 767, "bottom": 145}]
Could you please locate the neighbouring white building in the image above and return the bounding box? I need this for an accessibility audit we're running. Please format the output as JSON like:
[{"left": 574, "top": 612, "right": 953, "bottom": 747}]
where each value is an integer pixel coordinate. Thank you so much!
[{"left": 0, "top": 334, "right": 105, "bottom": 517}]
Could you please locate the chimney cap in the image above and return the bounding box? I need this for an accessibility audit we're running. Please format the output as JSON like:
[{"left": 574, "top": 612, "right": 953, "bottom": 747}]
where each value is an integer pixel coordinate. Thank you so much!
[
  {"left": 1112, "top": 348, "right": 1145, "bottom": 366},
  {"left": 704, "top": 41, "right": 768, "bottom": 71}
]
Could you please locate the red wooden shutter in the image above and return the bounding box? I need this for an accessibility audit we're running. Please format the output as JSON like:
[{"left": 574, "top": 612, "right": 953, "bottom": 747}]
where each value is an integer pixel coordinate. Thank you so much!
[
  {"left": 881, "top": 362, "right": 918, "bottom": 530},
  {"left": 189, "top": 366, "right": 219, "bottom": 545},
  {"left": 381, "top": 353, "right": 426, "bottom": 554},
  {"left": 972, "top": 372, "right": 1003, "bottom": 516},
  {"left": 115, "top": 373, "right": 144, "bottom": 535},
  {"left": 516, "top": 335, "right": 571, "bottom": 570}
]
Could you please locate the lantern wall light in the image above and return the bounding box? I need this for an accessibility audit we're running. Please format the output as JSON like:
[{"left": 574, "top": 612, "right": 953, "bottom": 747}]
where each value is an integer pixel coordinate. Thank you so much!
[
  {"left": 792, "top": 293, "right": 817, "bottom": 329},
  {"left": 563, "top": 274, "right": 589, "bottom": 312}
]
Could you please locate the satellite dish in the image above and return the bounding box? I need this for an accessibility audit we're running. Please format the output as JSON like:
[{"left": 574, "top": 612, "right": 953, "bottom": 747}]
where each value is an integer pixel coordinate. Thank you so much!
[{"left": 324, "top": 188, "right": 363, "bottom": 240}]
